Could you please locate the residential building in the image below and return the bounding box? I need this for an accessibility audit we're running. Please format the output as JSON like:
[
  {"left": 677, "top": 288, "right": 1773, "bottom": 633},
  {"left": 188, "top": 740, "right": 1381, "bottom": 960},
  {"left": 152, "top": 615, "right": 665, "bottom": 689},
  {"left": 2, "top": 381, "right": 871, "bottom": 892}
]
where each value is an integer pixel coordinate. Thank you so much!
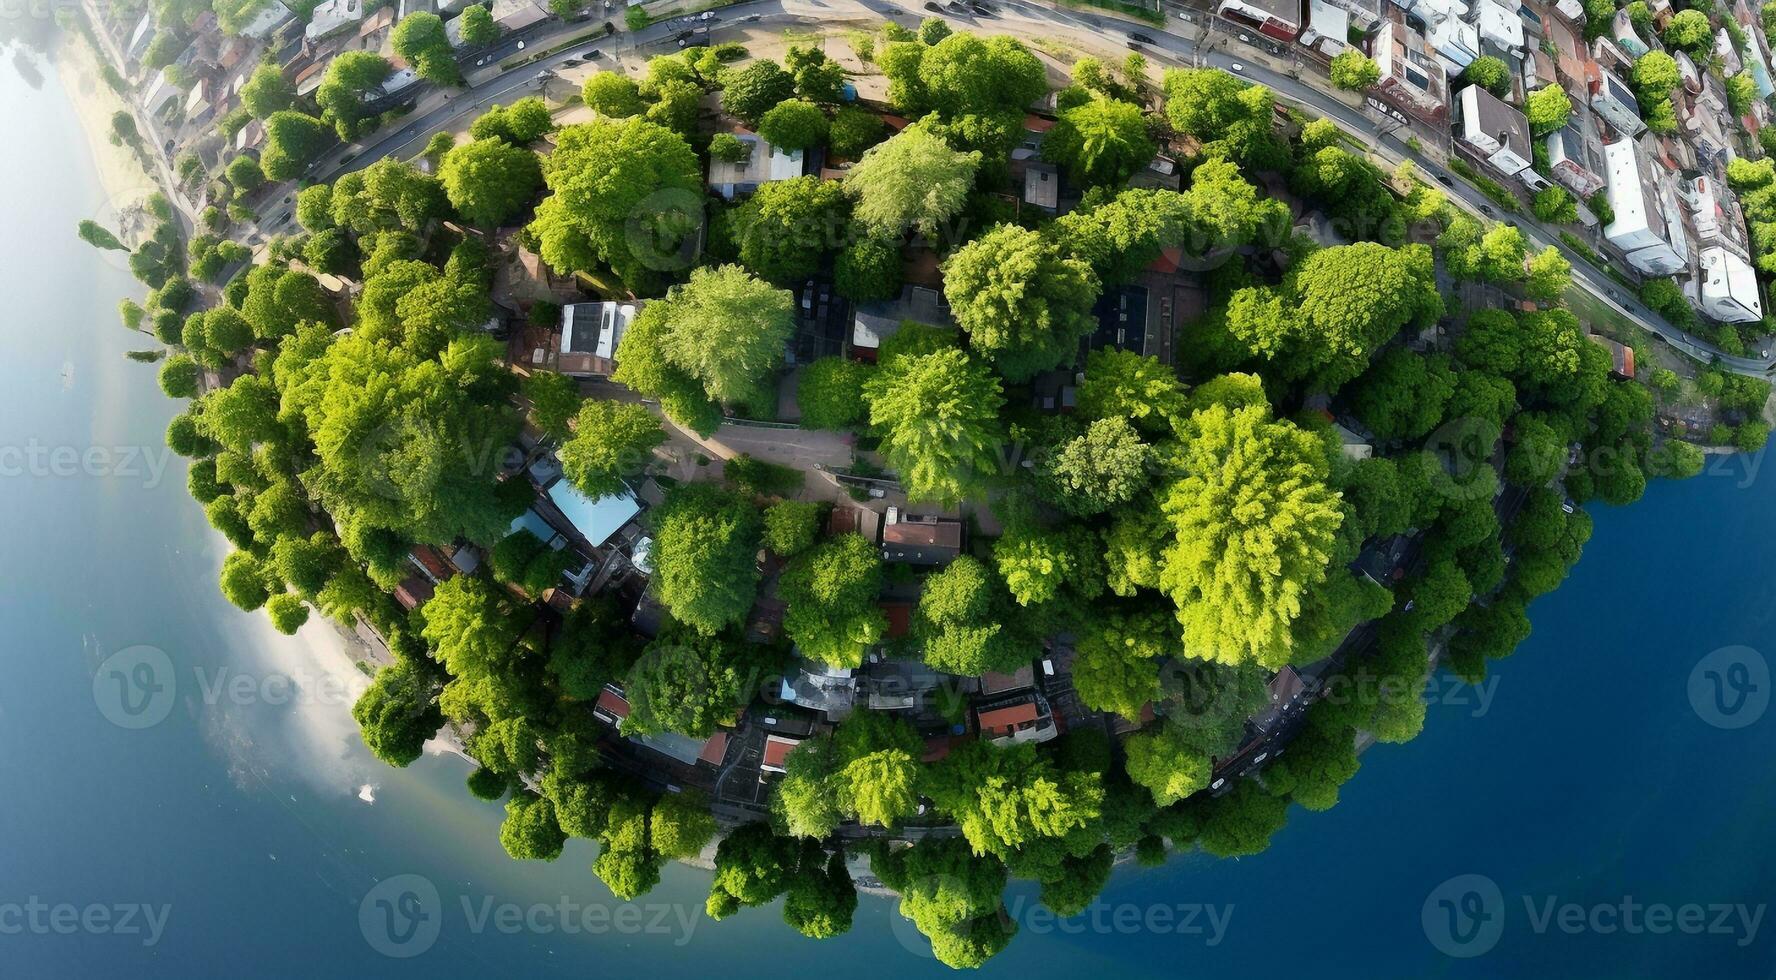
[
  {"left": 1553, "top": 0, "right": 1583, "bottom": 19},
  {"left": 707, "top": 132, "right": 804, "bottom": 199},
  {"left": 760, "top": 734, "right": 802, "bottom": 775},
  {"left": 306, "top": 0, "right": 365, "bottom": 40},
  {"left": 1601, "top": 139, "right": 1686, "bottom": 275},
  {"left": 1023, "top": 160, "right": 1060, "bottom": 212},
  {"left": 1299, "top": 0, "right": 1352, "bottom": 55},
  {"left": 1456, "top": 84, "right": 1533, "bottom": 175},
  {"left": 1588, "top": 334, "right": 1638, "bottom": 378},
  {"left": 1545, "top": 15, "right": 1597, "bottom": 102},
  {"left": 1373, "top": 18, "right": 1450, "bottom": 123},
  {"left": 1473, "top": 0, "right": 1525, "bottom": 59},
  {"left": 1680, "top": 174, "right": 1750, "bottom": 258},
  {"left": 492, "top": 0, "right": 550, "bottom": 30},
  {"left": 1611, "top": 10, "right": 1649, "bottom": 57},
  {"left": 236, "top": 0, "right": 296, "bottom": 40},
  {"left": 1696, "top": 246, "right": 1764, "bottom": 322},
  {"left": 1545, "top": 119, "right": 1607, "bottom": 197},
  {"left": 126, "top": 13, "right": 155, "bottom": 61},
  {"left": 1417, "top": 0, "right": 1481, "bottom": 71},
  {"left": 544, "top": 478, "right": 642, "bottom": 549},
  {"left": 779, "top": 661, "right": 857, "bottom": 718},
  {"left": 557, "top": 301, "right": 638, "bottom": 377},
  {"left": 850, "top": 285, "right": 951, "bottom": 356},
  {"left": 1320, "top": 0, "right": 1382, "bottom": 29},
  {"left": 880, "top": 510, "right": 964, "bottom": 565},
  {"left": 1216, "top": 0, "right": 1303, "bottom": 41},
  {"left": 1715, "top": 28, "right": 1745, "bottom": 76},
  {"left": 976, "top": 696, "right": 1058, "bottom": 745},
  {"left": 1590, "top": 71, "right": 1645, "bottom": 136}
]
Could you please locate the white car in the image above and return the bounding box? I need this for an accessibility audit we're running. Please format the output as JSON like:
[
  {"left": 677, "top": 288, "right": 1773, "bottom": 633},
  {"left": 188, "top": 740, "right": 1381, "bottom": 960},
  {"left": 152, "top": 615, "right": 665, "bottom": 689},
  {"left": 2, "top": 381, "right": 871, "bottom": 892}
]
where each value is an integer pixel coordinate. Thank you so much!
[{"left": 1230, "top": 62, "right": 1245, "bottom": 72}]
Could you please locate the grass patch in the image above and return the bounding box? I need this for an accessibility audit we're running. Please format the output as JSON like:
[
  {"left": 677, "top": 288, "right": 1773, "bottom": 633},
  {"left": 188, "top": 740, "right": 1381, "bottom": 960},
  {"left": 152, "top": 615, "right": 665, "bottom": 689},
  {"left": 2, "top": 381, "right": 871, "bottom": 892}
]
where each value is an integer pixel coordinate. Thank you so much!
[{"left": 1448, "top": 157, "right": 1521, "bottom": 214}]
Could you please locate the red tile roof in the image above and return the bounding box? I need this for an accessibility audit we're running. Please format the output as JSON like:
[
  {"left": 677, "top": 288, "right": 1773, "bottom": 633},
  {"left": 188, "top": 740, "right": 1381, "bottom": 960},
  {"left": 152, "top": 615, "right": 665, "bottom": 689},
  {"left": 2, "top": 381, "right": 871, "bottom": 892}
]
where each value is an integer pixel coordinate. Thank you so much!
[
  {"left": 763, "top": 734, "right": 801, "bottom": 770},
  {"left": 977, "top": 701, "right": 1040, "bottom": 737},
  {"left": 596, "top": 688, "right": 630, "bottom": 720},
  {"left": 698, "top": 731, "right": 730, "bottom": 766}
]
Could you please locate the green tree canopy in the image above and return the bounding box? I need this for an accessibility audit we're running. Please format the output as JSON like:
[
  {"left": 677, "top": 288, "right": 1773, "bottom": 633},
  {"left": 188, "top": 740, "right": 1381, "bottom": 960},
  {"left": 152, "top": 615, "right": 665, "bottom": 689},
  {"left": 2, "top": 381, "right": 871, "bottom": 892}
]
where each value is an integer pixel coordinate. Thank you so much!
[
  {"left": 942, "top": 223, "right": 1100, "bottom": 382},
  {"left": 863, "top": 348, "right": 1005, "bottom": 503}
]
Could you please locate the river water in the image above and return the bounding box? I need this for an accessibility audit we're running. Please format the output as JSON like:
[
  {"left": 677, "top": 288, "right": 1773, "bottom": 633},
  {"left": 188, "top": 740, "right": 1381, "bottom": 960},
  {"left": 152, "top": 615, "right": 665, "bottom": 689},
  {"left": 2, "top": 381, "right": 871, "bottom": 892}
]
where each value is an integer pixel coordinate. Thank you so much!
[{"left": 2, "top": 39, "right": 1772, "bottom": 979}]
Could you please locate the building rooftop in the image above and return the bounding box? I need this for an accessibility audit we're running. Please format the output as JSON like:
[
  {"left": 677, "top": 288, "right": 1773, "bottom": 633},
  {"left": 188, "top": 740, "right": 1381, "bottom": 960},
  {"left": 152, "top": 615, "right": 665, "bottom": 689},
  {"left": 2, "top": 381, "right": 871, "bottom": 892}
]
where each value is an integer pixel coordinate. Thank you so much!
[
  {"left": 545, "top": 478, "right": 641, "bottom": 549},
  {"left": 881, "top": 513, "right": 963, "bottom": 564}
]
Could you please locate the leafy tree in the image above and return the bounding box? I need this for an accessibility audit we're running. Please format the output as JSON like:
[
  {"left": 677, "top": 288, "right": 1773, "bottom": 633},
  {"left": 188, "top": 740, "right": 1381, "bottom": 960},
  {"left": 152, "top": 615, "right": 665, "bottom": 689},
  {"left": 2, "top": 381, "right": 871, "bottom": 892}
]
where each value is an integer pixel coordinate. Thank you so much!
[
  {"left": 459, "top": 3, "right": 498, "bottom": 46},
  {"left": 914, "top": 555, "right": 1019, "bottom": 674},
  {"left": 1160, "top": 69, "right": 1286, "bottom": 169},
  {"left": 1349, "top": 348, "right": 1456, "bottom": 442},
  {"left": 265, "top": 593, "right": 310, "bottom": 634},
  {"left": 1160, "top": 404, "right": 1343, "bottom": 668},
  {"left": 1262, "top": 699, "right": 1359, "bottom": 810},
  {"left": 707, "top": 823, "right": 798, "bottom": 917},
  {"left": 226, "top": 155, "right": 265, "bottom": 191},
  {"left": 522, "top": 370, "right": 580, "bottom": 439},
  {"left": 220, "top": 550, "right": 272, "bottom": 610},
  {"left": 732, "top": 176, "right": 850, "bottom": 283},
  {"left": 918, "top": 33, "right": 1047, "bottom": 117},
  {"left": 829, "top": 105, "right": 887, "bottom": 158},
  {"left": 316, "top": 51, "right": 394, "bottom": 140},
  {"left": 1532, "top": 185, "right": 1578, "bottom": 225},
  {"left": 439, "top": 137, "right": 543, "bottom": 227},
  {"left": 1042, "top": 417, "right": 1154, "bottom": 516},
  {"left": 758, "top": 99, "right": 829, "bottom": 151},
  {"left": 942, "top": 223, "right": 1099, "bottom": 382},
  {"left": 649, "top": 485, "right": 762, "bottom": 634},
  {"left": 352, "top": 660, "right": 443, "bottom": 766},
  {"left": 1461, "top": 55, "right": 1512, "bottom": 96},
  {"left": 780, "top": 533, "right": 886, "bottom": 668},
  {"left": 723, "top": 59, "right": 796, "bottom": 123},
  {"left": 784, "top": 845, "right": 857, "bottom": 939},
  {"left": 584, "top": 70, "right": 644, "bottom": 117},
  {"left": 833, "top": 235, "right": 902, "bottom": 302},
  {"left": 241, "top": 62, "right": 295, "bottom": 119},
  {"left": 796, "top": 356, "right": 870, "bottom": 430},
  {"left": 872, "top": 837, "right": 1013, "bottom": 968},
  {"left": 772, "top": 736, "right": 843, "bottom": 837},
  {"left": 926, "top": 739, "right": 1102, "bottom": 858},
  {"left": 864, "top": 348, "right": 1005, "bottom": 503},
  {"left": 1051, "top": 187, "right": 1192, "bottom": 284},
  {"left": 1072, "top": 606, "right": 1169, "bottom": 719},
  {"left": 1076, "top": 348, "right": 1187, "bottom": 434},
  {"left": 844, "top": 123, "right": 980, "bottom": 240},
  {"left": 77, "top": 219, "right": 127, "bottom": 251},
  {"left": 470, "top": 98, "right": 556, "bottom": 144},
  {"left": 530, "top": 118, "right": 703, "bottom": 291},
  {"left": 633, "top": 264, "right": 794, "bottom": 411},
  {"left": 1227, "top": 242, "right": 1442, "bottom": 391},
  {"left": 1525, "top": 84, "right": 1573, "bottom": 135},
  {"left": 1526, "top": 246, "right": 1572, "bottom": 300},
  {"left": 1042, "top": 96, "right": 1156, "bottom": 188},
  {"left": 500, "top": 793, "right": 567, "bottom": 860},
  {"left": 651, "top": 788, "right": 718, "bottom": 859},
  {"left": 1663, "top": 8, "right": 1711, "bottom": 51},
  {"left": 785, "top": 44, "right": 848, "bottom": 104},
  {"left": 761, "top": 500, "right": 821, "bottom": 556},
  {"left": 392, "top": 12, "right": 462, "bottom": 86},
  {"left": 1329, "top": 50, "right": 1379, "bottom": 91},
  {"left": 158, "top": 354, "right": 201, "bottom": 398}
]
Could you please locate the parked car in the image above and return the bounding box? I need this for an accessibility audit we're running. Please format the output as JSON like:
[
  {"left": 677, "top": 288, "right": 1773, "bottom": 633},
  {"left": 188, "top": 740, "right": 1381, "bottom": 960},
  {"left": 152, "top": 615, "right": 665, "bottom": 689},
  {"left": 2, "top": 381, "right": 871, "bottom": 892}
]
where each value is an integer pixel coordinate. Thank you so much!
[
  {"left": 1128, "top": 31, "right": 1157, "bottom": 43},
  {"left": 925, "top": 1, "right": 942, "bottom": 9},
  {"left": 1229, "top": 62, "right": 1245, "bottom": 72}
]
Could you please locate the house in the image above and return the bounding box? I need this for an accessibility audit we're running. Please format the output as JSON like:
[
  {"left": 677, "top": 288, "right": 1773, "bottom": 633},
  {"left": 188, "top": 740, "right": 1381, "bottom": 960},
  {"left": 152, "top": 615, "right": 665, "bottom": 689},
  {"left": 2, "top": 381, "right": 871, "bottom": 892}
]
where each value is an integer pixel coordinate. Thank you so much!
[
  {"left": 1715, "top": 28, "right": 1745, "bottom": 77},
  {"left": 594, "top": 686, "right": 631, "bottom": 725},
  {"left": 828, "top": 504, "right": 883, "bottom": 545},
  {"left": 236, "top": 0, "right": 296, "bottom": 40},
  {"left": 760, "top": 734, "right": 802, "bottom": 775},
  {"left": 1545, "top": 15, "right": 1597, "bottom": 102},
  {"left": 1216, "top": 0, "right": 1303, "bottom": 41},
  {"left": 544, "top": 478, "right": 643, "bottom": 550},
  {"left": 1587, "top": 334, "right": 1637, "bottom": 377},
  {"left": 1680, "top": 175, "right": 1749, "bottom": 257},
  {"left": 558, "top": 301, "right": 638, "bottom": 377},
  {"left": 1417, "top": 0, "right": 1480, "bottom": 72},
  {"left": 492, "top": 0, "right": 550, "bottom": 31},
  {"left": 1696, "top": 247, "right": 1764, "bottom": 323},
  {"left": 880, "top": 510, "right": 964, "bottom": 566},
  {"left": 1545, "top": 120, "right": 1607, "bottom": 198},
  {"left": 1333, "top": 423, "right": 1373, "bottom": 460},
  {"left": 1591, "top": 71, "right": 1645, "bottom": 136},
  {"left": 142, "top": 71, "right": 182, "bottom": 116},
  {"left": 184, "top": 80, "right": 215, "bottom": 124},
  {"left": 306, "top": 0, "right": 366, "bottom": 40},
  {"left": 1088, "top": 285, "right": 1150, "bottom": 354},
  {"left": 979, "top": 664, "right": 1035, "bottom": 697},
  {"left": 1298, "top": 0, "right": 1351, "bottom": 56},
  {"left": 976, "top": 696, "right": 1058, "bottom": 745},
  {"left": 1601, "top": 139, "right": 1687, "bottom": 276},
  {"left": 1319, "top": 0, "right": 1382, "bottom": 29},
  {"left": 126, "top": 13, "right": 155, "bottom": 61},
  {"left": 1610, "top": 10, "right": 1649, "bottom": 57},
  {"left": 236, "top": 118, "right": 267, "bottom": 153},
  {"left": 1472, "top": 0, "right": 1525, "bottom": 59},
  {"left": 850, "top": 285, "right": 951, "bottom": 356},
  {"left": 707, "top": 132, "right": 804, "bottom": 199},
  {"left": 1251, "top": 666, "right": 1311, "bottom": 733},
  {"left": 1552, "top": 0, "right": 1583, "bottom": 20},
  {"left": 779, "top": 661, "right": 857, "bottom": 718},
  {"left": 1373, "top": 18, "right": 1451, "bottom": 123},
  {"left": 1456, "top": 84, "right": 1533, "bottom": 175},
  {"left": 1023, "top": 160, "right": 1060, "bottom": 213}
]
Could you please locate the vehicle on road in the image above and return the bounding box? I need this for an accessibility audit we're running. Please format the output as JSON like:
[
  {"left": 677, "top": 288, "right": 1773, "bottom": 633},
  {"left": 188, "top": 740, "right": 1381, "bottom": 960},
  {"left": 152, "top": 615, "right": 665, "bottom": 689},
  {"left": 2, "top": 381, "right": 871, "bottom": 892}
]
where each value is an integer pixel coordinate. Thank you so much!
[
  {"left": 1479, "top": 204, "right": 1495, "bottom": 217},
  {"left": 1128, "top": 31, "right": 1157, "bottom": 43},
  {"left": 1434, "top": 172, "right": 1453, "bottom": 187},
  {"left": 971, "top": 3, "right": 995, "bottom": 14},
  {"left": 925, "top": 0, "right": 942, "bottom": 8},
  {"left": 516, "top": 40, "right": 526, "bottom": 49},
  {"left": 1229, "top": 62, "right": 1245, "bottom": 72}
]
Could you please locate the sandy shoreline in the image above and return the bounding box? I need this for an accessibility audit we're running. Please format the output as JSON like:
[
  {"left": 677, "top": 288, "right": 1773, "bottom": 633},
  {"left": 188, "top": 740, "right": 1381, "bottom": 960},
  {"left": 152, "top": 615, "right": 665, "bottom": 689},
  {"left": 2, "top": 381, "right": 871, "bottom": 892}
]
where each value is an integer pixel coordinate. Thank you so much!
[{"left": 55, "top": 33, "right": 162, "bottom": 235}]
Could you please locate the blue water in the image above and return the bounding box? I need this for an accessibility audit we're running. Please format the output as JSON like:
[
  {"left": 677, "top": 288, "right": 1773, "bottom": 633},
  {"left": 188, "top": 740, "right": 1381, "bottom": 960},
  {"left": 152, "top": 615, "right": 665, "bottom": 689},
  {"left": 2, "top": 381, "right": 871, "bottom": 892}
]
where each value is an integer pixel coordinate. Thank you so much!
[{"left": 3, "top": 42, "right": 1772, "bottom": 979}]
